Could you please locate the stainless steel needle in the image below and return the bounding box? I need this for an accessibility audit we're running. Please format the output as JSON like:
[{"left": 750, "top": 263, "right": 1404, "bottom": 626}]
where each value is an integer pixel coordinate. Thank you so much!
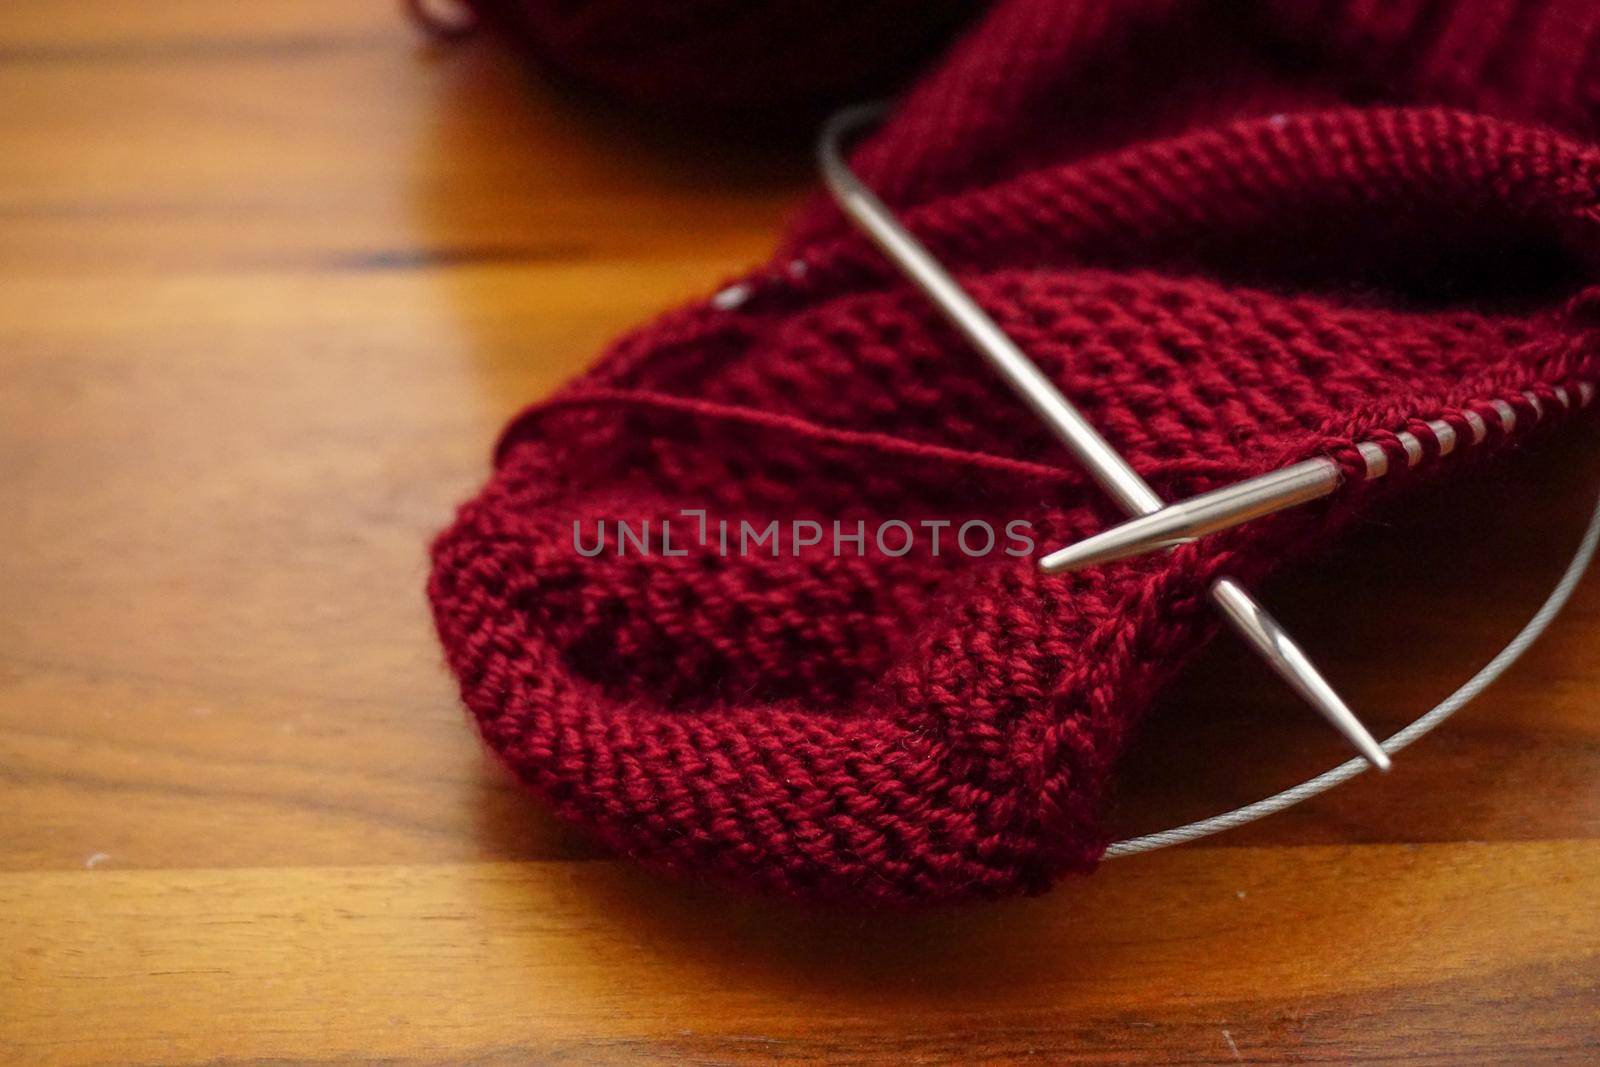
[
  {"left": 1039, "top": 458, "right": 1344, "bottom": 573},
  {"left": 819, "top": 106, "right": 1390, "bottom": 771}
]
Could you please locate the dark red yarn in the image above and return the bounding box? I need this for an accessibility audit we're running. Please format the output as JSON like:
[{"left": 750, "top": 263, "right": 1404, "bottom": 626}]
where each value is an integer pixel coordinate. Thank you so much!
[
  {"left": 459, "top": 0, "right": 976, "bottom": 114},
  {"left": 429, "top": 0, "right": 1600, "bottom": 905}
]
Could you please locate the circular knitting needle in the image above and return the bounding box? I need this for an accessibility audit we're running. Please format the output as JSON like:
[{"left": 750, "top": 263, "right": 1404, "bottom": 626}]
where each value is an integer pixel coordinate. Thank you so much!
[{"left": 819, "top": 106, "right": 1391, "bottom": 771}]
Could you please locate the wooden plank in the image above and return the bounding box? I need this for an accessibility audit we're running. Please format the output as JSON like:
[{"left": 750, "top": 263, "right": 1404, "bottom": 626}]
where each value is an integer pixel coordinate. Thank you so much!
[
  {"left": 0, "top": 3, "right": 800, "bottom": 277},
  {"left": 3, "top": 844, "right": 1597, "bottom": 1065}
]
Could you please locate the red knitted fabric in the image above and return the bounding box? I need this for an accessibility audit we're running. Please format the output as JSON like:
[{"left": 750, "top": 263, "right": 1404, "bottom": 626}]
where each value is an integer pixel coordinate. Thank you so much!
[{"left": 429, "top": 0, "right": 1600, "bottom": 905}]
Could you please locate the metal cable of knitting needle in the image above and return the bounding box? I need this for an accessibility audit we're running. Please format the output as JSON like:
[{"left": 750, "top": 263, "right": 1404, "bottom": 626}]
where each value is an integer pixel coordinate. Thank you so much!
[
  {"left": 818, "top": 104, "right": 1600, "bottom": 855},
  {"left": 1106, "top": 497, "right": 1600, "bottom": 855}
]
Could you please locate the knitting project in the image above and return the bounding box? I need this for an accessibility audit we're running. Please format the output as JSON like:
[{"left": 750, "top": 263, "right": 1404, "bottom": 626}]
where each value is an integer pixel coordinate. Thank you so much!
[{"left": 430, "top": 0, "right": 1600, "bottom": 904}]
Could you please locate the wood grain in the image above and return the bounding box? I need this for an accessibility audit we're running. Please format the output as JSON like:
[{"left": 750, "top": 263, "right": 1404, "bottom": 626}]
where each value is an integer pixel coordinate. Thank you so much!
[
  {"left": 1, "top": 2, "right": 1597, "bottom": 1063},
  {"left": 5, "top": 844, "right": 1598, "bottom": 1065}
]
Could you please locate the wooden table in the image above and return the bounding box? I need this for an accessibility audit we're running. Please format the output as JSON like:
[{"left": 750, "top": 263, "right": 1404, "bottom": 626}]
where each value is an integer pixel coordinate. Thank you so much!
[{"left": 4, "top": 3, "right": 1598, "bottom": 1063}]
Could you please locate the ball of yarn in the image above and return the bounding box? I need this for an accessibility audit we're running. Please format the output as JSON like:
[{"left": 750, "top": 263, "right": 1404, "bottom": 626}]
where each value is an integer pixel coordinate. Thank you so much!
[{"left": 460, "top": 0, "right": 976, "bottom": 114}]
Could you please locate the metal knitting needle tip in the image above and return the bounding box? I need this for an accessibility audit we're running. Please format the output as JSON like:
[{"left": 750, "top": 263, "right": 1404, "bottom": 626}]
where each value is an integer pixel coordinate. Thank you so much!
[
  {"left": 1040, "top": 458, "right": 1344, "bottom": 573},
  {"left": 1209, "top": 579, "right": 1391, "bottom": 771}
]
